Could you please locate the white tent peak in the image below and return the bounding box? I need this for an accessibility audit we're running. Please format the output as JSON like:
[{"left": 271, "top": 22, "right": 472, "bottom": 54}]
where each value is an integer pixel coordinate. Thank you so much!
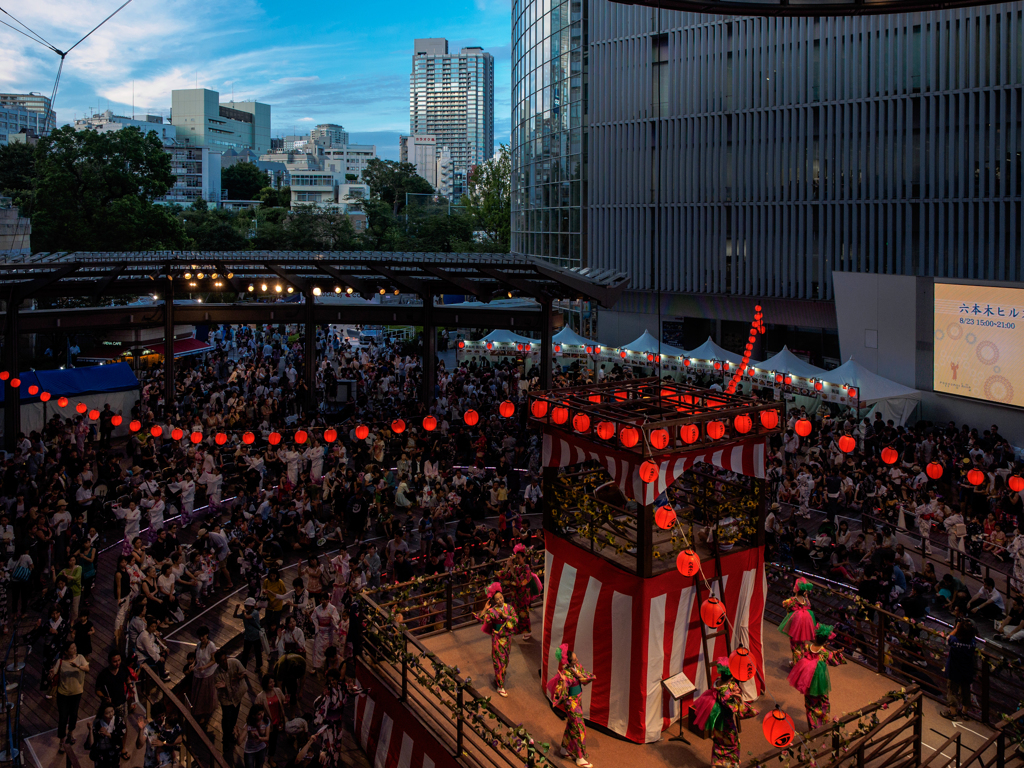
[
  {"left": 552, "top": 327, "right": 598, "bottom": 347},
  {"left": 757, "top": 346, "right": 828, "bottom": 380},
  {"left": 479, "top": 329, "right": 537, "bottom": 345},
  {"left": 687, "top": 336, "right": 749, "bottom": 365},
  {"left": 622, "top": 330, "right": 687, "bottom": 357}
]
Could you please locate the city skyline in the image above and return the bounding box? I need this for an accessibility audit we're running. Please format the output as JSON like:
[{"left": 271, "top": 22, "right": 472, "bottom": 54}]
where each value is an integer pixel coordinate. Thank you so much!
[{"left": 0, "top": 0, "right": 512, "bottom": 161}]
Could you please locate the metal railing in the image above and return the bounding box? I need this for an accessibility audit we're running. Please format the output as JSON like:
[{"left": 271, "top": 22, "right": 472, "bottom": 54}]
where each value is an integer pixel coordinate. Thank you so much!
[
  {"left": 766, "top": 563, "right": 1024, "bottom": 725},
  {"left": 0, "top": 627, "right": 22, "bottom": 766},
  {"left": 359, "top": 590, "right": 552, "bottom": 768},
  {"left": 920, "top": 707, "right": 1024, "bottom": 768},
  {"left": 740, "top": 686, "right": 924, "bottom": 768}
]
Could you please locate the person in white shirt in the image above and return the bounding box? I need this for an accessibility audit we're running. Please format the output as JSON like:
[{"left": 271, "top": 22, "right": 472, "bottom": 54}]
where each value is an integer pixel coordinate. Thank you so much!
[
  {"left": 136, "top": 617, "right": 169, "bottom": 680},
  {"left": 169, "top": 474, "right": 196, "bottom": 524},
  {"left": 198, "top": 467, "right": 223, "bottom": 506},
  {"left": 142, "top": 494, "right": 166, "bottom": 532},
  {"left": 968, "top": 577, "right": 1005, "bottom": 620},
  {"left": 51, "top": 501, "right": 72, "bottom": 535},
  {"left": 523, "top": 480, "right": 543, "bottom": 512}
]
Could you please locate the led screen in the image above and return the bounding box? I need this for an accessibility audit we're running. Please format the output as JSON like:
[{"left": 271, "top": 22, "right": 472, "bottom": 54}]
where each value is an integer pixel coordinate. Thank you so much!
[{"left": 934, "top": 282, "right": 1024, "bottom": 407}]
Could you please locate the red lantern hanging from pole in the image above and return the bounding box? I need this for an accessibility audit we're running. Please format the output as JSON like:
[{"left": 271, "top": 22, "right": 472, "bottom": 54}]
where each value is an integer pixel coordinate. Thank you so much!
[
  {"left": 392, "top": 419, "right": 406, "bottom": 434},
  {"left": 676, "top": 549, "right": 700, "bottom": 577},
  {"left": 355, "top": 425, "right": 369, "bottom": 440},
  {"left": 794, "top": 418, "right": 812, "bottom": 437},
  {"left": 499, "top": 400, "right": 515, "bottom": 418},
  {"left": 552, "top": 405, "right": 569, "bottom": 425},
  {"left": 762, "top": 708, "right": 795, "bottom": 748},
  {"left": 729, "top": 647, "right": 756, "bottom": 681},
  {"left": 464, "top": 409, "right": 479, "bottom": 426},
  {"left": 215, "top": 432, "right": 228, "bottom": 446},
  {"left": 171, "top": 428, "right": 183, "bottom": 441},
  {"left": 39, "top": 392, "right": 50, "bottom": 402},
  {"left": 530, "top": 400, "right": 548, "bottom": 419},
  {"left": 707, "top": 420, "right": 726, "bottom": 440},
  {"left": 572, "top": 413, "right": 591, "bottom": 433},
  {"left": 680, "top": 424, "right": 699, "bottom": 444},
  {"left": 191, "top": 431, "right": 203, "bottom": 444},
  {"left": 76, "top": 402, "right": 88, "bottom": 414},
  {"left": 700, "top": 597, "right": 726, "bottom": 628},
  {"left": 9, "top": 378, "right": 19, "bottom": 388},
  {"left": 654, "top": 505, "right": 676, "bottom": 529},
  {"left": 639, "top": 460, "right": 659, "bottom": 483},
  {"left": 926, "top": 461, "right": 943, "bottom": 480},
  {"left": 88, "top": 409, "right": 100, "bottom": 421},
  {"left": 880, "top": 447, "right": 898, "bottom": 465},
  {"left": 268, "top": 432, "right": 281, "bottom": 446},
  {"left": 242, "top": 431, "right": 255, "bottom": 445},
  {"left": 324, "top": 428, "right": 337, "bottom": 443},
  {"left": 596, "top": 421, "right": 615, "bottom": 440},
  {"left": 294, "top": 430, "right": 308, "bottom": 444},
  {"left": 57, "top": 397, "right": 69, "bottom": 408},
  {"left": 150, "top": 425, "right": 162, "bottom": 437},
  {"left": 27, "top": 385, "right": 38, "bottom": 396},
  {"left": 733, "top": 414, "right": 752, "bottom": 434},
  {"left": 838, "top": 434, "right": 856, "bottom": 453},
  {"left": 423, "top": 415, "right": 437, "bottom": 432},
  {"left": 111, "top": 415, "right": 122, "bottom": 427},
  {"left": 760, "top": 410, "right": 779, "bottom": 430},
  {"left": 967, "top": 468, "right": 985, "bottom": 486},
  {"left": 1009, "top": 475, "right": 1024, "bottom": 493},
  {"left": 650, "top": 428, "right": 670, "bottom": 450},
  {"left": 619, "top": 426, "right": 639, "bottom": 447},
  {"left": 129, "top": 420, "right": 141, "bottom": 433}
]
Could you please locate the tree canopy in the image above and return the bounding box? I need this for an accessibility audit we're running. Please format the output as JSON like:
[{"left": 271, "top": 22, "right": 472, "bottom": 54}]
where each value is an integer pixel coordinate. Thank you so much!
[
  {"left": 31, "top": 126, "right": 186, "bottom": 251},
  {"left": 462, "top": 144, "right": 511, "bottom": 252},
  {"left": 362, "top": 158, "right": 435, "bottom": 216},
  {"left": 221, "top": 162, "right": 270, "bottom": 201}
]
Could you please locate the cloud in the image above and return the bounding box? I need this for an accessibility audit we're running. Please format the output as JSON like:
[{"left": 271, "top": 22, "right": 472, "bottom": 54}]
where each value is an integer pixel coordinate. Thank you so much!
[
  {"left": 297, "top": 117, "right": 314, "bottom": 122},
  {"left": 273, "top": 76, "right": 320, "bottom": 85}
]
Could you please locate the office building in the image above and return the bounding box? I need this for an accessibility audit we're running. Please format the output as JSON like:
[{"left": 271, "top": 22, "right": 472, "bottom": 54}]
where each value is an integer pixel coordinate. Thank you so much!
[
  {"left": 322, "top": 144, "right": 376, "bottom": 181},
  {"left": 410, "top": 38, "right": 494, "bottom": 199},
  {"left": 170, "top": 89, "right": 271, "bottom": 155},
  {"left": 511, "top": 1, "right": 1024, "bottom": 356},
  {"left": 400, "top": 134, "right": 438, "bottom": 187},
  {"left": 74, "top": 110, "right": 221, "bottom": 205},
  {"left": 435, "top": 147, "right": 454, "bottom": 200},
  {"left": 311, "top": 123, "right": 349, "bottom": 147},
  {"left": 0, "top": 93, "right": 57, "bottom": 144}
]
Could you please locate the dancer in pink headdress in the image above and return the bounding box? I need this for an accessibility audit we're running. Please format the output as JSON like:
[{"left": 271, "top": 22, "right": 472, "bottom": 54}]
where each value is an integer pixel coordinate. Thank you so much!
[
  {"left": 498, "top": 544, "right": 535, "bottom": 638},
  {"left": 788, "top": 624, "right": 846, "bottom": 729},
  {"left": 692, "top": 658, "right": 758, "bottom": 767},
  {"left": 778, "top": 577, "right": 817, "bottom": 665},
  {"left": 474, "top": 582, "right": 517, "bottom": 697},
  {"left": 546, "top": 643, "right": 596, "bottom": 767}
]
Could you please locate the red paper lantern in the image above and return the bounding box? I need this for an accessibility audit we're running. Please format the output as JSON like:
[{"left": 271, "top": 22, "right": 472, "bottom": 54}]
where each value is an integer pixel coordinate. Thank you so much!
[
  {"left": 650, "top": 428, "right": 670, "bottom": 450},
  {"left": 620, "top": 350, "right": 627, "bottom": 359},
  {"left": 596, "top": 421, "right": 615, "bottom": 440},
  {"left": 242, "top": 431, "right": 255, "bottom": 444},
  {"left": 729, "top": 646, "right": 756, "bottom": 682},
  {"left": 129, "top": 420, "right": 141, "bottom": 433},
  {"left": 486, "top": 342, "right": 493, "bottom": 350},
  {"left": 517, "top": 343, "right": 524, "bottom": 352},
  {"left": 111, "top": 415, "right": 122, "bottom": 426},
  {"left": 838, "top": 434, "right": 856, "bottom": 453},
  {"left": 88, "top": 409, "right": 100, "bottom": 420},
  {"left": 215, "top": 432, "right": 227, "bottom": 446},
  {"left": 760, "top": 410, "right": 779, "bottom": 430},
  {"left": 499, "top": 400, "right": 515, "bottom": 418},
  {"left": 268, "top": 432, "right": 281, "bottom": 445},
  {"left": 39, "top": 391, "right": 50, "bottom": 402},
  {"left": 775, "top": 373, "right": 783, "bottom": 384},
  {"left": 926, "top": 461, "right": 943, "bottom": 480},
  {"left": 700, "top": 597, "right": 726, "bottom": 628},
  {"left": 554, "top": 344, "right": 561, "bottom": 353},
  {"left": 713, "top": 361, "right": 722, "bottom": 371},
  {"left": 680, "top": 424, "right": 699, "bottom": 444},
  {"left": 615, "top": 390, "right": 628, "bottom": 402},
  {"left": 707, "top": 420, "right": 726, "bottom": 440},
  {"left": 531, "top": 400, "right": 548, "bottom": 419},
  {"left": 967, "top": 468, "right": 985, "bottom": 486},
  {"left": 191, "top": 431, "right": 203, "bottom": 444},
  {"left": 784, "top": 375, "right": 793, "bottom": 385},
  {"left": 880, "top": 447, "right": 898, "bottom": 465},
  {"left": 150, "top": 425, "right": 162, "bottom": 437},
  {"left": 552, "top": 406, "right": 569, "bottom": 425},
  {"left": 588, "top": 394, "right": 602, "bottom": 404},
  {"left": 392, "top": 419, "right": 406, "bottom": 434},
  {"left": 171, "top": 428, "right": 183, "bottom": 441},
  {"left": 458, "top": 340, "right": 465, "bottom": 349},
  {"left": 573, "top": 413, "right": 591, "bottom": 433},
  {"left": 763, "top": 708, "right": 796, "bottom": 748},
  {"left": 1009, "top": 475, "right": 1024, "bottom": 493},
  {"left": 848, "top": 387, "right": 858, "bottom": 399},
  {"left": 355, "top": 425, "right": 369, "bottom": 440},
  {"left": 639, "top": 460, "right": 659, "bottom": 483},
  {"left": 814, "top": 380, "right": 823, "bottom": 391},
  {"left": 464, "top": 409, "right": 479, "bottom": 426},
  {"left": 295, "top": 430, "right": 308, "bottom": 444},
  {"left": 27, "top": 385, "right": 38, "bottom": 396},
  {"left": 676, "top": 549, "right": 700, "bottom": 577},
  {"left": 8, "top": 378, "right": 18, "bottom": 388},
  {"left": 794, "top": 418, "right": 812, "bottom": 437},
  {"left": 683, "top": 358, "right": 691, "bottom": 367},
  {"left": 0, "top": 372, "right": 7, "bottom": 381},
  {"left": 76, "top": 402, "right": 88, "bottom": 414},
  {"left": 586, "top": 346, "right": 594, "bottom": 354},
  {"left": 734, "top": 414, "right": 753, "bottom": 434},
  {"left": 57, "top": 397, "right": 68, "bottom": 408},
  {"left": 324, "top": 428, "right": 337, "bottom": 443},
  {"left": 655, "top": 504, "right": 676, "bottom": 529},
  {"left": 619, "top": 426, "right": 639, "bottom": 448},
  {"left": 423, "top": 415, "right": 437, "bottom": 432}
]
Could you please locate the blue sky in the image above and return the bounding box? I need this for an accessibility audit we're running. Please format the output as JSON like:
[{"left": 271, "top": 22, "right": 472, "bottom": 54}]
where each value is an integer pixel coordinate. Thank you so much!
[{"left": 1, "top": 0, "right": 511, "bottom": 160}]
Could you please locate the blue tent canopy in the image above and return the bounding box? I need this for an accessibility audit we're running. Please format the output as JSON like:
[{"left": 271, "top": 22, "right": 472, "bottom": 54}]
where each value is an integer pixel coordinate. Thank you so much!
[{"left": 0, "top": 363, "right": 139, "bottom": 403}]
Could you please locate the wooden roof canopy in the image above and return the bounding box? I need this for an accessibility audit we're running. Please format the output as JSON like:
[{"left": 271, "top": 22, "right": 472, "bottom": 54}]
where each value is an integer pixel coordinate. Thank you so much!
[
  {"left": 528, "top": 378, "right": 785, "bottom": 458},
  {"left": 0, "top": 252, "right": 629, "bottom": 308},
  {"left": 614, "top": 0, "right": 1000, "bottom": 16}
]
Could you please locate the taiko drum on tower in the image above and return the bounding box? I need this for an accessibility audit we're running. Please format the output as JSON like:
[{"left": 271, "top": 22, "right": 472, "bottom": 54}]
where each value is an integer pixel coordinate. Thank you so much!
[{"left": 528, "top": 368, "right": 783, "bottom": 743}]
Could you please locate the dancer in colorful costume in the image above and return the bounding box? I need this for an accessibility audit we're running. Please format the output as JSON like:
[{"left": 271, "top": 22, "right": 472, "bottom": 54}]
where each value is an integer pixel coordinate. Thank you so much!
[
  {"left": 498, "top": 544, "right": 534, "bottom": 638},
  {"left": 692, "top": 658, "right": 757, "bottom": 768},
  {"left": 474, "top": 582, "right": 517, "bottom": 697},
  {"left": 546, "top": 643, "right": 595, "bottom": 768},
  {"left": 779, "top": 577, "right": 817, "bottom": 664},
  {"left": 310, "top": 592, "right": 340, "bottom": 672},
  {"left": 787, "top": 624, "right": 846, "bottom": 729}
]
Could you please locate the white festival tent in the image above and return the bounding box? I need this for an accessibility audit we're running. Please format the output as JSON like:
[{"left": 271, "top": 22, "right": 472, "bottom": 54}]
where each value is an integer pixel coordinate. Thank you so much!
[
  {"left": 621, "top": 330, "right": 688, "bottom": 358},
  {"left": 686, "top": 336, "right": 748, "bottom": 366},
  {"left": 757, "top": 346, "right": 830, "bottom": 381},
  {"left": 479, "top": 329, "right": 538, "bottom": 345},
  {"left": 552, "top": 327, "right": 599, "bottom": 348},
  {"left": 828, "top": 357, "right": 922, "bottom": 426}
]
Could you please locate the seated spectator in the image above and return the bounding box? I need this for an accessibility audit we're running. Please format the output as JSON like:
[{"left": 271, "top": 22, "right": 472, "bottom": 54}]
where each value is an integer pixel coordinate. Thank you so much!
[{"left": 967, "top": 577, "right": 1005, "bottom": 621}]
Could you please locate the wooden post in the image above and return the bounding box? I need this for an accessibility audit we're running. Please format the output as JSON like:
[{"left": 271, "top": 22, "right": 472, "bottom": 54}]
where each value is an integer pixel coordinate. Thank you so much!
[
  {"left": 980, "top": 657, "right": 990, "bottom": 724},
  {"left": 913, "top": 693, "right": 923, "bottom": 765},
  {"left": 3, "top": 293, "right": 19, "bottom": 453},
  {"left": 163, "top": 280, "right": 176, "bottom": 417},
  {"left": 639, "top": 501, "right": 654, "bottom": 578},
  {"left": 303, "top": 288, "right": 317, "bottom": 412},
  {"left": 421, "top": 293, "right": 436, "bottom": 405},
  {"left": 445, "top": 575, "right": 453, "bottom": 632},
  {"left": 456, "top": 686, "right": 464, "bottom": 757},
  {"left": 400, "top": 633, "right": 408, "bottom": 702},
  {"left": 539, "top": 297, "right": 553, "bottom": 390},
  {"left": 875, "top": 612, "right": 886, "bottom": 673}
]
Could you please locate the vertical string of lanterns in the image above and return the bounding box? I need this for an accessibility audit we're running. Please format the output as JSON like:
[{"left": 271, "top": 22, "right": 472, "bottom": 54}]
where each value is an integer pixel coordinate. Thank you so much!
[{"left": 724, "top": 305, "right": 764, "bottom": 396}]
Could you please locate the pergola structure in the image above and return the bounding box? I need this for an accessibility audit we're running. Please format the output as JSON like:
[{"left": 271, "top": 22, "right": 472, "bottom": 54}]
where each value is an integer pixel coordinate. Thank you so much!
[
  {"left": 615, "top": 0, "right": 998, "bottom": 16},
  {"left": 0, "top": 251, "right": 628, "bottom": 449}
]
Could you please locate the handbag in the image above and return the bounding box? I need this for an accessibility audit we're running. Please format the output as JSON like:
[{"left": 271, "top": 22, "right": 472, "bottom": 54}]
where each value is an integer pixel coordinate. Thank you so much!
[
  {"left": 45, "top": 660, "right": 62, "bottom": 690},
  {"left": 259, "top": 628, "right": 271, "bottom": 655},
  {"left": 11, "top": 565, "right": 29, "bottom": 582}
]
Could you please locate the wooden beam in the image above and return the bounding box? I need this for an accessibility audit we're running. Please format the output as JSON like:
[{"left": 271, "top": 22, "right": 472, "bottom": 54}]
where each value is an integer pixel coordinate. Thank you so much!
[
  {"left": 91, "top": 264, "right": 126, "bottom": 296},
  {"left": 312, "top": 262, "right": 377, "bottom": 297},
  {"left": 421, "top": 265, "right": 490, "bottom": 301}
]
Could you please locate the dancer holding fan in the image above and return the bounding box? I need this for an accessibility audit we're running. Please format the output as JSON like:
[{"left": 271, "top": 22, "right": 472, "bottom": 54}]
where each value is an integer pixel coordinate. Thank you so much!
[
  {"left": 778, "top": 577, "right": 817, "bottom": 665},
  {"left": 787, "top": 624, "right": 846, "bottom": 729},
  {"left": 499, "top": 545, "right": 535, "bottom": 639},
  {"left": 474, "top": 583, "right": 518, "bottom": 697},
  {"left": 692, "top": 658, "right": 758, "bottom": 767},
  {"left": 546, "top": 643, "right": 596, "bottom": 768}
]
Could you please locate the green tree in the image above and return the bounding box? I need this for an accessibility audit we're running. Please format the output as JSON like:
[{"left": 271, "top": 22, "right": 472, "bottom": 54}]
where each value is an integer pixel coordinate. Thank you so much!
[
  {"left": 179, "top": 206, "right": 249, "bottom": 250},
  {"left": 462, "top": 144, "right": 511, "bottom": 251},
  {"left": 362, "top": 158, "right": 434, "bottom": 216},
  {"left": 257, "top": 185, "right": 291, "bottom": 209},
  {"left": 0, "top": 142, "right": 36, "bottom": 215},
  {"left": 285, "top": 205, "right": 359, "bottom": 250},
  {"left": 221, "top": 162, "right": 270, "bottom": 200},
  {"left": 32, "top": 126, "right": 185, "bottom": 251}
]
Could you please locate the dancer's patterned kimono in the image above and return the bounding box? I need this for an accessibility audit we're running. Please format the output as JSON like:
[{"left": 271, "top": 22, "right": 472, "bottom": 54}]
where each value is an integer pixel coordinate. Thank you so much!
[
  {"left": 779, "top": 578, "right": 817, "bottom": 664},
  {"left": 475, "top": 583, "right": 517, "bottom": 694},
  {"left": 693, "top": 660, "right": 757, "bottom": 768},
  {"left": 310, "top": 597, "right": 340, "bottom": 670},
  {"left": 312, "top": 676, "right": 347, "bottom": 766},
  {"left": 498, "top": 546, "right": 533, "bottom": 635},
  {"left": 546, "top": 643, "right": 595, "bottom": 768},
  {"left": 787, "top": 624, "right": 846, "bottom": 730}
]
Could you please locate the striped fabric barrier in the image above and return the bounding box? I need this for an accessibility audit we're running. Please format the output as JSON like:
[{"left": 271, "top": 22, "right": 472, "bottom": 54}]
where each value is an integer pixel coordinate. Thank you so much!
[
  {"left": 542, "top": 432, "right": 766, "bottom": 505},
  {"left": 541, "top": 532, "right": 767, "bottom": 743},
  {"left": 354, "top": 666, "right": 460, "bottom": 768}
]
